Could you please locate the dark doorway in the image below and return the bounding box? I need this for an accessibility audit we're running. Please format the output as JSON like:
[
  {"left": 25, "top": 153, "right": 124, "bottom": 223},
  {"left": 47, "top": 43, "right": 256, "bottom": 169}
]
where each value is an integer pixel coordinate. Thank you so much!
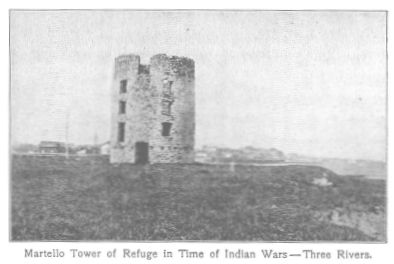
[{"left": 135, "top": 141, "right": 149, "bottom": 164}]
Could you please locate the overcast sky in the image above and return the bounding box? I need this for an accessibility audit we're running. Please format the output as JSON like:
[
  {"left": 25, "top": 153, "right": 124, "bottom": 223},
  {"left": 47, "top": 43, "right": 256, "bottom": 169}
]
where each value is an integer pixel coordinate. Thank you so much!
[{"left": 10, "top": 11, "right": 387, "bottom": 161}]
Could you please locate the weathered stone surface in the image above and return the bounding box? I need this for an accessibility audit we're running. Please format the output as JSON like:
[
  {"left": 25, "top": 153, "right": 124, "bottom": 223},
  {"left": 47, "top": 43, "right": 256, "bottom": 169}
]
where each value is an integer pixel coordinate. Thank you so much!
[{"left": 110, "top": 54, "right": 195, "bottom": 164}]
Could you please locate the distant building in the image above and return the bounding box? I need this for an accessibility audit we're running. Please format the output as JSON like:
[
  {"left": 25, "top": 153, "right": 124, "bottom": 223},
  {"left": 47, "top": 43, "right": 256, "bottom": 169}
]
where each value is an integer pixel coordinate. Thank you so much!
[{"left": 38, "top": 141, "right": 66, "bottom": 154}]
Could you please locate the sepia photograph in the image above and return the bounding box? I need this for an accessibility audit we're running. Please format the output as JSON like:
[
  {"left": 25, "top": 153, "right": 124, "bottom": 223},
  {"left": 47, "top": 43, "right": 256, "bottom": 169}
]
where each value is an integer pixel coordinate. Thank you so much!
[{"left": 10, "top": 10, "right": 387, "bottom": 241}]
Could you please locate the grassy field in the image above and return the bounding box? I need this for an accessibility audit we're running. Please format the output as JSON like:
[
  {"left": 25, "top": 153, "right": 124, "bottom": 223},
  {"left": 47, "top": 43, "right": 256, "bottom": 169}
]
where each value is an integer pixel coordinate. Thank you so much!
[{"left": 11, "top": 155, "right": 386, "bottom": 241}]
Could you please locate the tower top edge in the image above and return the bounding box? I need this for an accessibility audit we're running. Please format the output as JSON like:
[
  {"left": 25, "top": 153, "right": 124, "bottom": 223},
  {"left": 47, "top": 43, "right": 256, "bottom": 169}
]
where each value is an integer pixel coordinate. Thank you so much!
[
  {"left": 150, "top": 54, "right": 194, "bottom": 63},
  {"left": 115, "top": 54, "right": 140, "bottom": 62},
  {"left": 115, "top": 54, "right": 194, "bottom": 64}
]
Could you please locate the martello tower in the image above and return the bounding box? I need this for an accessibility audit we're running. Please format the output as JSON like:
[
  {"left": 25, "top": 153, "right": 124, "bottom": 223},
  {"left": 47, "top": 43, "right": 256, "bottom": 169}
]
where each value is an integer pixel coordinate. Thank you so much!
[{"left": 110, "top": 54, "right": 195, "bottom": 164}]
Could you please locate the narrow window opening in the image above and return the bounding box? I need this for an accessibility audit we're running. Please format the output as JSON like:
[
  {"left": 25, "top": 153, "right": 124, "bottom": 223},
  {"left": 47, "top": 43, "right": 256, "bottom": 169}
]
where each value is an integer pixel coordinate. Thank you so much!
[
  {"left": 118, "top": 122, "right": 125, "bottom": 143},
  {"left": 119, "top": 101, "right": 126, "bottom": 114},
  {"left": 120, "top": 79, "right": 127, "bottom": 93},
  {"left": 161, "top": 100, "right": 172, "bottom": 115},
  {"left": 163, "top": 79, "right": 173, "bottom": 96},
  {"left": 161, "top": 122, "right": 172, "bottom": 137}
]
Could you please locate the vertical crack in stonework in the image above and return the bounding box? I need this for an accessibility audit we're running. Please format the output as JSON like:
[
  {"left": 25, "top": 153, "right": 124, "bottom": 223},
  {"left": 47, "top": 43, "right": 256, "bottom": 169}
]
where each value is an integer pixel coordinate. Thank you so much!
[{"left": 110, "top": 54, "right": 195, "bottom": 164}]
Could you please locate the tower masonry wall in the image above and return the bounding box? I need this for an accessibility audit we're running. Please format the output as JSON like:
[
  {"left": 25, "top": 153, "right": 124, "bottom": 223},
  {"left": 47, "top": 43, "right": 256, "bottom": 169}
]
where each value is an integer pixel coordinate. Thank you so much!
[{"left": 110, "top": 54, "right": 195, "bottom": 164}]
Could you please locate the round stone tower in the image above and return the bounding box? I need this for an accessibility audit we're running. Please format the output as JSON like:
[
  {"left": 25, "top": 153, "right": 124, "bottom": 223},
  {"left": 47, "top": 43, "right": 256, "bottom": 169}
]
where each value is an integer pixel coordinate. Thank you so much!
[{"left": 110, "top": 54, "right": 195, "bottom": 164}]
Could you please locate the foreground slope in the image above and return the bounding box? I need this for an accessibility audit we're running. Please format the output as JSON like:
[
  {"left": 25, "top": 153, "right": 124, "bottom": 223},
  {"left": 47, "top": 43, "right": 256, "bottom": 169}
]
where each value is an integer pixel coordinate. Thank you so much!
[{"left": 11, "top": 155, "right": 386, "bottom": 241}]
